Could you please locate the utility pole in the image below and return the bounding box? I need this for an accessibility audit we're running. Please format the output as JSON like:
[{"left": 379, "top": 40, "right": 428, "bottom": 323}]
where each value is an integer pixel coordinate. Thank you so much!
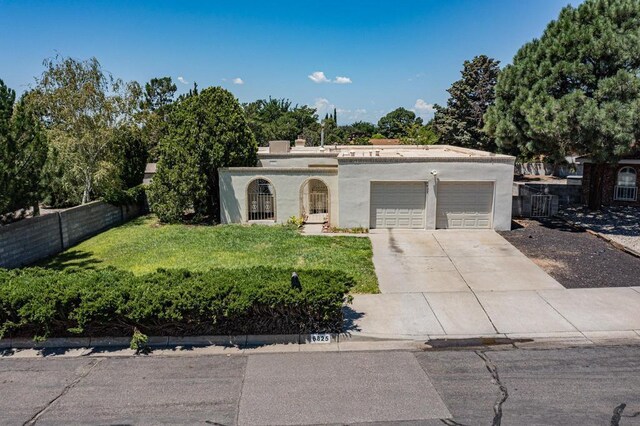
[{"left": 320, "top": 120, "right": 325, "bottom": 148}]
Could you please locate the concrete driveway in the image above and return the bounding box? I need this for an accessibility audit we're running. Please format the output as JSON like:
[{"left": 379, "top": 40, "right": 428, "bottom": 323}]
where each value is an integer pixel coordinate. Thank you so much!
[
  {"left": 370, "top": 229, "right": 563, "bottom": 293},
  {"left": 347, "top": 229, "right": 640, "bottom": 340}
]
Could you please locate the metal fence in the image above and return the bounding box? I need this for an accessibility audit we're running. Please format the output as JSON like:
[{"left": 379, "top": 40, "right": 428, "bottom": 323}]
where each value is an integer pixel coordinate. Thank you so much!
[
  {"left": 309, "top": 192, "right": 328, "bottom": 214},
  {"left": 531, "top": 194, "right": 554, "bottom": 217},
  {"left": 614, "top": 185, "right": 638, "bottom": 202},
  {"left": 248, "top": 179, "right": 275, "bottom": 220}
]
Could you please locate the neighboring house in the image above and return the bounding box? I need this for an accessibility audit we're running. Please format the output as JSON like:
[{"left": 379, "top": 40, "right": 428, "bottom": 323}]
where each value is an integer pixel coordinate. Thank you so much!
[
  {"left": 218, "top": 141, "right": 515, "bottom": 230},
  {"left": 143, "top": 163, "right": 157, "bottom": 185},
  {"left": 578, "top": 155, "right": 640, "bottom": 206}
]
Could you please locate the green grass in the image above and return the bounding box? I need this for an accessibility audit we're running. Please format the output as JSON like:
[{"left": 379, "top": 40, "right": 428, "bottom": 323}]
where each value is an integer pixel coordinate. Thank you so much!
[{"left": 41, "top": 215, "right": 378, "bottom": 293}]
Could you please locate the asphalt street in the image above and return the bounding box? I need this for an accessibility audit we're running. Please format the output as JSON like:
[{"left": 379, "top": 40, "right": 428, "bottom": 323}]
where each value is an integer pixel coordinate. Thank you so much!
[{"left": 1, "top": 345, "right": 639, "bottom": 425}]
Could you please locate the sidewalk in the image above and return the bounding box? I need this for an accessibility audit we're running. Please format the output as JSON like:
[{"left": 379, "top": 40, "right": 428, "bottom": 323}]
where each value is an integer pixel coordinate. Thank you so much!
[{"left": 347, "top": 288, "right": 640, "bottom": 342}]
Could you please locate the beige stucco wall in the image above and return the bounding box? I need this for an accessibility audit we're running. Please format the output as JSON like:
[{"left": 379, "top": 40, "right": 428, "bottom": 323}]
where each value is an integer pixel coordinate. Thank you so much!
[
  {"left": 337, "top": 159, "right": 515, "bottom": 230},
  {"left": 258, "top": 155, "right": 338, "bottom": 168},
  {"left": 219, "top": 168, "right": 339, "bottom": 225}
]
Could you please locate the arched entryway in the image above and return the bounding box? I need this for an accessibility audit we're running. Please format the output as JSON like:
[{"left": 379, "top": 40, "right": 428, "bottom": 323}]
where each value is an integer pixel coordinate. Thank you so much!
[
  {"left": 300, "top": 178, "right": 329, "bottom": 223},
  {"left": 247, "top": 178, "right": 276, "bottom": 221}
]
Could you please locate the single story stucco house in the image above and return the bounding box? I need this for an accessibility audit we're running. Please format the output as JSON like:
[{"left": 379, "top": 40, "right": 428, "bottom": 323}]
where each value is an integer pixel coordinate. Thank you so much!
[{"left": 218, "top": 140, "right": 515, "bottom": 231}]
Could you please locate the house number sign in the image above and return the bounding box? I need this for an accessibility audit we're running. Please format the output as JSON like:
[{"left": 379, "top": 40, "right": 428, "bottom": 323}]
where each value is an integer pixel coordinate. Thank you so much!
[{"left": 310, "top": 333, "right": 331, "bottom": 344}]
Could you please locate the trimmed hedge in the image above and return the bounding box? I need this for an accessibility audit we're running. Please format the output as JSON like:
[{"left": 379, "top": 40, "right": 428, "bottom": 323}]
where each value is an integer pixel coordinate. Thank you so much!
[{"left": 0, "top": 267, "right": 353, "bottom": 340}]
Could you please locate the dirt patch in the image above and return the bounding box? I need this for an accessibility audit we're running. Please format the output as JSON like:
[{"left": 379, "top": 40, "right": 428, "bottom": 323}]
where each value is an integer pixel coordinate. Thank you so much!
[
  {"left": 530, "top": 257, "right": 569, "bottom": 274},
  {"left": 499, "top": 217, "right": 640, "bottom": 289}
]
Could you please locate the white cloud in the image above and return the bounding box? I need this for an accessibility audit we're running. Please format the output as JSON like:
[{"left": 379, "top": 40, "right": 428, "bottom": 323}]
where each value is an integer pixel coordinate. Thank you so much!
[
  {"left": 314, "top": 97, "right": 331, "bottom": 110},
  {"left": 414, "top": 99, "right": 435, "bottom": 113},
  {"left": 177, "top": 76, "right": 189, "bottom": 85},
  {"left": 232, "top": 77, "right": 244, "bottom": 85},
  {"left": 334, "top": 76, "right": 352, "bottom": 84},
  {"left": 308, "top": 71, "right": 330, "bottom": 83}
]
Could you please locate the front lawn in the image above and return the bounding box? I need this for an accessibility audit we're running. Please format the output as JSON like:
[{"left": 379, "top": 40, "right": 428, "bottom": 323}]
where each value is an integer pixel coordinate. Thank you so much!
[{"left": 42, "top": 215, "right": 378, "bottom": 293}]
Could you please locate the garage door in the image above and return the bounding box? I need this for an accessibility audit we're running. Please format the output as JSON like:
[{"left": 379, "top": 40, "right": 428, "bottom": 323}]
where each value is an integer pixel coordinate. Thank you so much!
[
  {"left": 436, "top": 182, "right": 494, "bottom": 229},
  {"left": 370, "top": 182, "right": 426, "bottom": 229}
]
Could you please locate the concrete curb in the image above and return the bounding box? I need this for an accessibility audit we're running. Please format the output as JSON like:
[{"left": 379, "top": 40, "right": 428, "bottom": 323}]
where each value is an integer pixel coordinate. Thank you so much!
[
  {"left": 3, "top": 330, "right": 640, "bottom": 356},
  {"left": 0, "top": 333, "right": 363, "bottom": 350}
]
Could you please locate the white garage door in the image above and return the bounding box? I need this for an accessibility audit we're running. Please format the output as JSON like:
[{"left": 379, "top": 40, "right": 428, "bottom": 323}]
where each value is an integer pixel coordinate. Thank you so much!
[
  {"left": 370, "top": 182, "right": 426, "bottom": 229},
  {"left": 436, "top": 182, "right": 494, "bottom": 229}
]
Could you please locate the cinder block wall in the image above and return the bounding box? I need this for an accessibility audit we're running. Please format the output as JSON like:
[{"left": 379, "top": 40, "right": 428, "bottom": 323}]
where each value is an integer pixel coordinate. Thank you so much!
[
  {"left": 0, "top": 200, "right": 145, "bottom": 268},
  {"left": 519, "top": 183, "right": 582, "bottom": 207},
  {"left": 0, "top": 214, "right": 62, "bottom": 268},
  {"left": 60, "top": 202, "right": 123, "bottom": 248}
]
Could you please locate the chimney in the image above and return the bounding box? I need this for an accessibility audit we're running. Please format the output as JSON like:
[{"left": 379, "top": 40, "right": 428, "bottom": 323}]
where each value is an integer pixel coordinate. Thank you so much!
[{"left": 268, "top": 140, "right": 291, "bottom": 154}]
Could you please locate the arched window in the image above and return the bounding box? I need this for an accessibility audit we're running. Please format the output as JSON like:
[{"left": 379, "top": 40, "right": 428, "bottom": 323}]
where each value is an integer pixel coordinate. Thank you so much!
[
  {"left": 617, "top": 167, "right": 637, "bottom": 187},
  {"left": 247, "top": 179, "right": 275, "bottom": 221},
  {"left": 615, "top": 167, "right": 638, "bottom": 201}
]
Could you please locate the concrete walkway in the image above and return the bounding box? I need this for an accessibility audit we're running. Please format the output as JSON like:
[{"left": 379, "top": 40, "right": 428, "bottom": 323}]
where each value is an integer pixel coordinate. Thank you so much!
[{"left": 347, "top": 230, "right": 640, "bottom": 341}]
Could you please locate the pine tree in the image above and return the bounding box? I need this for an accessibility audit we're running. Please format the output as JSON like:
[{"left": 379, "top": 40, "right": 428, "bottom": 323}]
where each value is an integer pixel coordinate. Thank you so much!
[
  {"left": 432, "top": 55, "right": 500, "bottom": 151},
  {"left": 485, "top": 0, "right": 640, "bottom": 209},
  {"left": 0, "top": 82, "right": 47, "bottom": 220}
]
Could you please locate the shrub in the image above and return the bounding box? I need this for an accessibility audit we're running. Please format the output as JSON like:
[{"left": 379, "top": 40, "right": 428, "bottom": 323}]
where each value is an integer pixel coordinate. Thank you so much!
[
  {"left": 0, "top": 266, "right": 352, "bottom": 340},
  {"left": 102, "top": 184, "right": 146, "bottom": 206},
  {"left": 130, "top": 328, "right": 149, "bottom": 353},
  {"left": 286, "top": 216, "right": 304, "bottom": 228}
]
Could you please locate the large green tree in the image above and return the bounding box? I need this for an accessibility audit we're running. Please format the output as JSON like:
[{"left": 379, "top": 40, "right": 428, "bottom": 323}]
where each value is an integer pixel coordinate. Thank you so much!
[
  {"left": 140, "top": 77, "right": 177, "bottom": 161},
  {"left": 377, "top": 107, "right": 423, "bottom": 138},
  {"left": 0, "top": 81, "right": 48, "bottom": 220},
  {"left": 402, "top": 121, "right": 439, "bottom": 145},
  {"left": 243, "top": 98, "right": 318, "bottom": 146},
  {"left": 148, "top": 86, "right": 257, "bottom": 223},
  {"left": 485, "top": 0, "right": 640, "bottom": 208},
  {"left": 30, "top": 56, "right": 142, "bottom": 205},
  {"left": 433, "top": 55, "right": 500, "bottom": 151}
]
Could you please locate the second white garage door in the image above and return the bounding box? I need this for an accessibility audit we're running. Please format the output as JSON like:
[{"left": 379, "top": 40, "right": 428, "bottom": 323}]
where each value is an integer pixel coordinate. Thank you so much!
[
  {"left": 436, "top": 182, "right": 494, "bottom": 229},
  {"left": 370, "top": 182, "right": 426, "bottom": 229}
]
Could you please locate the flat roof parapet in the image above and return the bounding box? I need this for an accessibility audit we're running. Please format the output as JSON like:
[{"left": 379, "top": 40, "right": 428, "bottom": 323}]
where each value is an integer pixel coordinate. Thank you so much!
[{"left": 257, "top": 144, "right": 514, "bottom": 162}]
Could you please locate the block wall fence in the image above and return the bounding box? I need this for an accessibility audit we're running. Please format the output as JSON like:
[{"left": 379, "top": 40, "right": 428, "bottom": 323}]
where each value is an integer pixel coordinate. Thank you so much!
[{"left": 0, "top": 201, "right": 145, "bottom": 269}]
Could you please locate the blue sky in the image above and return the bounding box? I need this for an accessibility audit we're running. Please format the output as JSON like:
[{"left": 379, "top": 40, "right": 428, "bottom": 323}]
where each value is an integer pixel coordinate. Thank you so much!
[{"left": 0, "top": 0, "right": 582, "bottom": 124}]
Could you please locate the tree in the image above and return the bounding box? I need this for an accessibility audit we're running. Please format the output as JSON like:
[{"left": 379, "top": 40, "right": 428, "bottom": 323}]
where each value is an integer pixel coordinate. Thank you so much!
[
  {"left": 110, "top": 125, "right": 147, "bottom": 189},
  {"left": 0, "top": 82, "right": 48, "bottom": 220},
  {"left": 484, "top": 0, "right": 640, "bottom": 209},
  {"left": 148, "top": 86, "right": 257, "bottom": 223},
  {"left": 432, "top": 55, "right": 500, "bottom": 151},
  {"left": 350, "top": 121, "right": 376, "bottom": 138},
  {"left": 402, "top": 121, "right": 439, "bottom": 145},
  {"left": 243, "top": 98, "right": 319, "bottom": 145},
  {"left": 140, "top": 77, "right": 176, "bottom": 160},
  {"left": 337, "top": 121, "right": 376, "bottom": 143},
  {"left": 142, "top": 77, "right": 176, "bottom": 112},
  {"left": 377, "top": 107, "right": 423, "bottom": 138},
  {"left": 29, "top": 55, "right": 142, "bottom": 205}
]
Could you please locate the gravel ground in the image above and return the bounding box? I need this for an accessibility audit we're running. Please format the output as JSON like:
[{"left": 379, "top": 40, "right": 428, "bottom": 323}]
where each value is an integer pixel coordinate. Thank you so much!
[
  {"left": 499, "top": 218, "right": 640, "bottom": 289},
  {"left": 559, "top": 205, "right": 640, "bottom": 254}
]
